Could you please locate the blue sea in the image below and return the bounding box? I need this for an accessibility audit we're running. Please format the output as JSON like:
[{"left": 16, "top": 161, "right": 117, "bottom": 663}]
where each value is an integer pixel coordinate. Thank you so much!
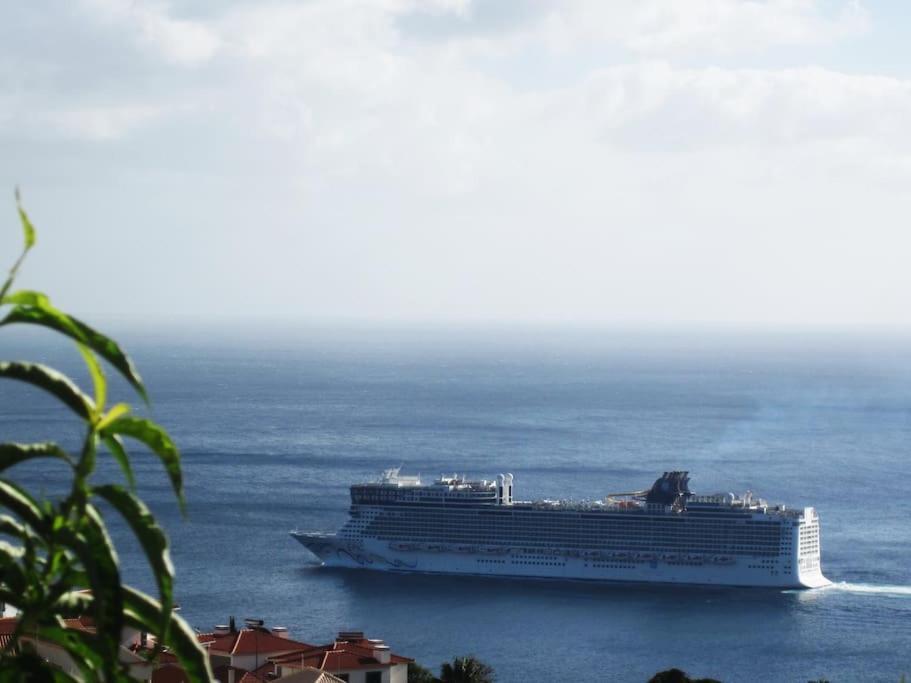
[{"left": 2, "top": 324, "right": 910, "bottom": 682}]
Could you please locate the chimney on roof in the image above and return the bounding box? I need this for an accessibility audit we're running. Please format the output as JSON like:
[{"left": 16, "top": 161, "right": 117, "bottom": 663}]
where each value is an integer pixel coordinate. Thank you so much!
[
  {"left": 336, "top": 631, "right": 364, "bottom": 643},
  {"left": 271, "top": 626, "right": 289, "bottom": 639},
  {"left": 229, "top": 616, "right": 236, "bottom": 633},
  {"left": 373, "top": 645, "right": 391, "bottom": 664}
]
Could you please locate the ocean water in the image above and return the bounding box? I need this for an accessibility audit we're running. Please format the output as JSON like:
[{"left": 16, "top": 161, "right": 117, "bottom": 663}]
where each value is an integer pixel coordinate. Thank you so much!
[{"left": 2, "top": 325, "right": 910, "bottom": 682}]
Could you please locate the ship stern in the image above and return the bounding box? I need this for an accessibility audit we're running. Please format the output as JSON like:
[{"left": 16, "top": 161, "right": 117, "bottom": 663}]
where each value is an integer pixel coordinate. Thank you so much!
[{"left": 793, "top": 507, "right": 831, "bottom": 588}]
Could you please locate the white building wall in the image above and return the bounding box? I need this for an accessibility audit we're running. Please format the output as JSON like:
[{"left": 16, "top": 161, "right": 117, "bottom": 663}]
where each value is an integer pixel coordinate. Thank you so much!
[
  {"left": 327, "top": 667, "right": 394, "bottom": 683},
  {"left": 26, "top": 639, "right": 153, "bottom": 682},
  {"left": 389, "top": 662, "right": 408, "bottom": 683},
  {"left": 231, "top": 654, "right": 259, "bottom": 672}
]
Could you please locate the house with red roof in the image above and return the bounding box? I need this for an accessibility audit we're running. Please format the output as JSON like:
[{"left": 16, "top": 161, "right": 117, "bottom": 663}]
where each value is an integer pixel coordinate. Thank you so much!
[
  {"left": 6, "top": 614, "right": 154, "bottom": 681},
  {"left": 269, "top": 631, "right": 411, "bottom": 683},
  {"left": 3, "top": 610, "right": 414, "bottom": 683},
  {"left": 221, "top": 662, "right": 346, "bottom": 683},
  {"left": 201, "top": 618, "right": 315, "bottom": 675},
  {"left": 198, "top": 622, "right": 411, "bottom": 683}
]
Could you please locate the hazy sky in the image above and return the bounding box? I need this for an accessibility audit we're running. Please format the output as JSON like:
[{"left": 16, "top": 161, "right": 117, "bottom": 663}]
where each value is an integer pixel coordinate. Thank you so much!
[{"left": 2, "top": 1, "right": 911, "bottom": 326}]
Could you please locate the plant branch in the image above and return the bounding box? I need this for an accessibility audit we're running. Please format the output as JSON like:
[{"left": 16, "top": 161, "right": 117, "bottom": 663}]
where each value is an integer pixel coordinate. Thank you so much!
[{"left": 0, "top": 246, "right": 29, "bottom": 303}]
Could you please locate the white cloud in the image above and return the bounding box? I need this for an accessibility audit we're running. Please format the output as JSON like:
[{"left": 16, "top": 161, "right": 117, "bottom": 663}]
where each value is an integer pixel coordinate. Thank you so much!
[
  {"left": 619, "top": 0, "right": 870, "bottom": 55},
  {"left": 199, "top": 7, "right": 910, "bottom": 199},
  {"left": 570, "top": 63, "right": 911, "bottom": 149},
  {"left": 44, "top": 105, "right": 164, "bottom": 141},
  {"left": 4, "top": 0, "right": 911, "bottom": 326},
  {"left": 79, "top": 0, "right": 220, "bottom": 65},
  {"left": 396, "top": 0, "right": 870, "bottom": 57}
]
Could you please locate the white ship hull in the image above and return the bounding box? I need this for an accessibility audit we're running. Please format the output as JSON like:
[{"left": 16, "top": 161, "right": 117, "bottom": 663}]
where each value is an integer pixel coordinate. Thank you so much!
[{"left": 291, "top": 532, "right": 830, "bottom": 589}]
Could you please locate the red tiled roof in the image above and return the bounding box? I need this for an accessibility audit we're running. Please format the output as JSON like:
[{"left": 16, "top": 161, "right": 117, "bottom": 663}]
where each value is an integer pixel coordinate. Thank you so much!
[
  {"left": 202, "top": 628, "right": 313, "bottom": 657},
  {"left": 61, "top": 616, "right": 95, "bottom": 634},
  {"left": 213, "top": 659, "right": 279, "bottom": 683},
  {"left": 334, "top": 636, "right": 411, "bottom": 664},
  {"left": 2, "top": 614, "right": 96, "bottom": 634},
  {"left": 0, "top": 617, "right": 16, "bottom": 651},
  {"left": 277, "top": 667, "right": 347, "bottom": 683},
  {"left": 238, "top": 661, "right": 277, "bottom": 683},
  {"left": 130, "top": 643, "right": 180, "bottom": 665},
  {"left": 271, "top": 640, "right": 411, "bottom": 672},
  {"left": 211, "top": 662, "right": 276, "bottom": 683}
]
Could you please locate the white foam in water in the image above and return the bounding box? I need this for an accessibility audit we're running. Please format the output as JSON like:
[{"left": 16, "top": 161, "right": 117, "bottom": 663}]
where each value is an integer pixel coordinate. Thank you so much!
[
  {"left": 828, "top": 582, "right": 911, "bottom": 597},
  {"left": 781, "top": 582, "right": 911, "bottom": 597}
]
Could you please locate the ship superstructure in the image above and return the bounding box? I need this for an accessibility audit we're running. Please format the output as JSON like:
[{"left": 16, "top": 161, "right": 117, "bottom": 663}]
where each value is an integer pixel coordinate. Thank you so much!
[{"left": 291, "top": 469, "right": 829, "bottom": 588}]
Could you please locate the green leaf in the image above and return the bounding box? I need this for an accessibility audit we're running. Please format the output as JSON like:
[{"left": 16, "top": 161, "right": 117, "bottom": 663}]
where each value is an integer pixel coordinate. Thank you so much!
[
  {"left": 0, "top": 544, "right": 28, "bottom": 599},
  {"left": 94, "top": 485, "right": 174, "bottom": 639},
  {"left": 19, "top": 622, "right": 104, "bottom": 682},
  {"left": 0, "top": 289, "right": 50, "bottom": 307},
  {"left": 0, "top": 539, "right": 26, "bottom": 563},
  {"left": 15, "top": 187, "right": 36, "bottom": 249},
  {"left": 101, "top": 433, "right": 136, "bottom": 489},
  {"left": 76, "top": 344, "right": 106, "bottom": 415},
  {"left": 0, "top": 514, "right": 32, "bottom": 540},
  {"left": 73, "top": 427, "right": 98, "bottom": 483},
  {"left": 43, "top": 555, "right": 82, "bottom": 606},
  {"left": 0, "top": 647, "right": 83, "bottom": 682},
  {"left": 0, "top": 480, "right": 47, "bottom": 532},
  {"left": 0, "top": 362, "right": 94, "bottom": 421},
  {"left": 52, "top": 588, "right": 92, "bottom": 615},
  {"left": 96, "top": 402, "right": 130, "bottom": 432},
  {"left": 100, "top": 416, "right": 184, "bottom": 512},
  {"left": 0, "top": 196, "right": 37, "bottom": 302},
  {"left": 0, "top": 442, "right": 73, "bottom": 472},
  {"left": 0, "top": 305, "right": 147, "bottom": 403},
  {"left": 121, "top": 586, "right": 213, "bottom": 683}
]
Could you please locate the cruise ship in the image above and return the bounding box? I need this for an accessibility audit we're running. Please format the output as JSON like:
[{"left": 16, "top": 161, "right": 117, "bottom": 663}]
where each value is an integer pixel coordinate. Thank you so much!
[{"left": 291, "top": 469, "right": 829, "bottom": 588}]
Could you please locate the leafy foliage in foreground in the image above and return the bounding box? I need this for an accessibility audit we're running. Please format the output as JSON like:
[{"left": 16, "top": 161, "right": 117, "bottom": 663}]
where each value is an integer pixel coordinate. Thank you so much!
[
  {"left": 647, "top": 669, "right": 721, "bottom": 683},
  {"left": 439, "top": 655, "right": 495, "bottom": 683},
  {"left": 0, "top": 193, "right": 212, "bottom": 681},
  {"left": 407, "top": 662, "right": 438, "bottom": 683}
]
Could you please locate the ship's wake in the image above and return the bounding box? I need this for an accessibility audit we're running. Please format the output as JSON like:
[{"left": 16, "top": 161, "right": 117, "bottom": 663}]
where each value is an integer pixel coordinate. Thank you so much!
[
  {"left": 783, "top": 581, "right": 911, "bottom": 598},
  {"left": 830, "top": 582, "right": 911, "bottom": 597}
]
